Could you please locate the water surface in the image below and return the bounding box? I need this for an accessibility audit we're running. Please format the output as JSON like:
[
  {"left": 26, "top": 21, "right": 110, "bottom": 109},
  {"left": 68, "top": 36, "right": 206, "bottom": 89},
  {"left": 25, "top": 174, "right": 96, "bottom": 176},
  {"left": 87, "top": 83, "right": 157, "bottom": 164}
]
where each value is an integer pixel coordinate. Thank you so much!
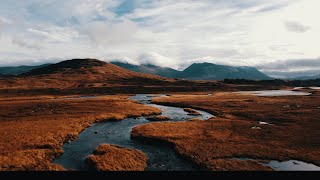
[
  {"left": 235, "top": 90, "right": 311, "bottom": 96},
  {"left": 264, "top": 160, "right": 320, "bottom": 171}
]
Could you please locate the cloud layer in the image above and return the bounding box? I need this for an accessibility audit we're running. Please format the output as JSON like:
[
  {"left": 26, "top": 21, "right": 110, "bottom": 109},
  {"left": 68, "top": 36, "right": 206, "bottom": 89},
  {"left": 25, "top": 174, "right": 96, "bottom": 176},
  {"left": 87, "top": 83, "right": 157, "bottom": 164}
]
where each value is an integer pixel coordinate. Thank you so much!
[{"left": 0, "top": 0, "right": 319, "bottom": 77}]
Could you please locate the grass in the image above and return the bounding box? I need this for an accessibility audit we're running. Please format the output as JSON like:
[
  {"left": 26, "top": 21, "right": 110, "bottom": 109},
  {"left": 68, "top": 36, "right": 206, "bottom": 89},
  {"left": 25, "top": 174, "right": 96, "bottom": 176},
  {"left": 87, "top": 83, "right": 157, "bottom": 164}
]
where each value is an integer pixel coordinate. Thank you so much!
[
  {"left": 183, "top": 108, "right": 201, "bottom": 116},
  {"left": 0, "top": 95, "right": 160, "bottom": 171},
  {"left": 132, "top": 91, "right": 320, "bottom": 170},
  {"left": 85, "top": 144, "right": 148, "bottom": 171}
]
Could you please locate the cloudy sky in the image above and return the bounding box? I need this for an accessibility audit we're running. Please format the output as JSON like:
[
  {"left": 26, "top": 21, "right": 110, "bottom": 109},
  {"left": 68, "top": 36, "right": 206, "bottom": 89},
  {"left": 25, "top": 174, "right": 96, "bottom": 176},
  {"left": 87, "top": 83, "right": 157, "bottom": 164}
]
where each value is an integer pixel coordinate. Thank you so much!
[{"left": 0, "top": 0, "right": 319, "bottom": 78}]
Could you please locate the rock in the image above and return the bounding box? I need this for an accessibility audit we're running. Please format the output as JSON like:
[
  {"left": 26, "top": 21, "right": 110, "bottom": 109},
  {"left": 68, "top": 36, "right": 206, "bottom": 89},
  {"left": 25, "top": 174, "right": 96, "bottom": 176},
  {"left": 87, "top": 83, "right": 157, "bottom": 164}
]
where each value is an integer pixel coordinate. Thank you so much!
[
  {"left": 146, "top": 116, "right": 171, "bottom": 121},
  {"left": 259, "top": 121, "right": 269, "bottom": 125},
  {"left": 251, "top": 126, "right": 261, "bottom": 130},
  {"left": 184, "top": 108, "right": 201, "bottom": 116}
]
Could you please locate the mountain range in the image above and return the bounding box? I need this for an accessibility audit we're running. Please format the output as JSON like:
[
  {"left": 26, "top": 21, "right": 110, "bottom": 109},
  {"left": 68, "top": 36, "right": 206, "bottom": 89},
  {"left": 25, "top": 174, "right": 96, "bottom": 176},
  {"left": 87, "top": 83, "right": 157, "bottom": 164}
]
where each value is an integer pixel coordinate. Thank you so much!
[
  {"left": 0, "top": 64, "right": 51, "bottom": 75},
  {"left": 0, "top": 61, "right": 271, "bottom": 80},
  {"left": 112, "top": 62, "right": 272, "bottom": 80},
  {"left": 0, "top": 59, "right": 222, "bottom": 95},
  {"left": 293, "top": 74, "right": 320, "bottom": 80},
  {"left": 2, "top": 60, "right": 318, "bottom": 80}
]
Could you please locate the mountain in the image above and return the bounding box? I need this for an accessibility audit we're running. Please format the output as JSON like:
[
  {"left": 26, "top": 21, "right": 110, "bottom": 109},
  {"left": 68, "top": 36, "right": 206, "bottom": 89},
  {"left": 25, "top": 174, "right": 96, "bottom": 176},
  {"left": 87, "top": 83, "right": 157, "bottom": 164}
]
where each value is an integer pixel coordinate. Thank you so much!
[
  {"left": 17, "top": 58, "right": 175, "bottom": 88},
  {"left": 0, "top": 64, "right": 51, "bottom": 75},
  {"left": 0, "top": 59, "right": 221, "bottom": 93},
  {"left": 111, "top": 61, "right": 271, "bottom": 80},
  {"left": 294, "top": 74, "right": 320, "bottom": 80},
  {"left": 111, "top": 62, "right": 180, "bottom": 78},
  {"left": 178, "top": 63, "right": 272, "bottom": 80}
]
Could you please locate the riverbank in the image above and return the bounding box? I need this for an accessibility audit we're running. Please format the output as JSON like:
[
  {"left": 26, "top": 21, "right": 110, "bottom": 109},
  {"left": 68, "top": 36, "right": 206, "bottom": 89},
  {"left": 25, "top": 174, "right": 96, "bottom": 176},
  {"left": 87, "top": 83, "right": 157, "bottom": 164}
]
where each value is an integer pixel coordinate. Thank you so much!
[
  {"left": 0, "top": 95, "right": 160, "bottom": 170},
  {"left": 131, "top": 90, "right": 320, "bottom": 170}
]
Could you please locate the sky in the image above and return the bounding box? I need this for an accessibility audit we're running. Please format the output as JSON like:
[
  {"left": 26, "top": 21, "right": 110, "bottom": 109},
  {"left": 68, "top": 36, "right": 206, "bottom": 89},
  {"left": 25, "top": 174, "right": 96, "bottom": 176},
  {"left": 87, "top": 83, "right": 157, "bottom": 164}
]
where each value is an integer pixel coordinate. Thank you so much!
[{"left": 0, "top": 0, "right": 319, "bottom": 78}]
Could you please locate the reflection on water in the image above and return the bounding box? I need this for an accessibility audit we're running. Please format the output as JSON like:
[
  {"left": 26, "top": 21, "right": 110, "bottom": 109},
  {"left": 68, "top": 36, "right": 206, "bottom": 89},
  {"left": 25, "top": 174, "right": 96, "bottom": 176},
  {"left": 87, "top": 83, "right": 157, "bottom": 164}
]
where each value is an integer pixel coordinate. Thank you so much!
[
  {"left": 294, "top": 87, "right": 320, "bottom": 90},
  {"left": 53, "top": 94, "right": 213, "bottom": 171},
  {"left": 264, "top": 160, "right": 320, "bottom": 171},
  {"left": 235, "top": 158, "right": 320, "bottom": 171},
  {"left": 235, "top": 90, "right": 311, "bottom": 96}
]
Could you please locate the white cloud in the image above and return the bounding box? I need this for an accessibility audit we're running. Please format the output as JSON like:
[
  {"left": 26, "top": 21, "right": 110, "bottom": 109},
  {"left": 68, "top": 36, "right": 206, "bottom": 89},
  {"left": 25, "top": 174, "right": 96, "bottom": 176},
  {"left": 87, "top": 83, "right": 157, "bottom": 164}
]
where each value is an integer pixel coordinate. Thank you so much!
[
  {"left": 28, "top": 28, "right": 79, "bottom": 42},
  {"left": 0, "top": 0, "right": 319, "bottom": 77},
  {"left": 138, "top": 52, "right": 179, "bottom": 69}
]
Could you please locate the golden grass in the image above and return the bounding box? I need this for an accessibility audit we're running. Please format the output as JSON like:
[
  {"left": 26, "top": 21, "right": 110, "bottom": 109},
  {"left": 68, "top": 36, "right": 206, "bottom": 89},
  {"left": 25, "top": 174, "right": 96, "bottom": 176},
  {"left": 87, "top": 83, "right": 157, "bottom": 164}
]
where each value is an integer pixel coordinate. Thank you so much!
[
  {"left": 0, "top": 95, "right": 160, "bottom": 171},
  {"left": 183, "top": 108, "right": 201, "bottom": 116},
  {"left": 85, "top": 144, "right": 148, "bottom": 171},
  {"left": 132, "top": 91, "right": 320, "bottom": 170}
]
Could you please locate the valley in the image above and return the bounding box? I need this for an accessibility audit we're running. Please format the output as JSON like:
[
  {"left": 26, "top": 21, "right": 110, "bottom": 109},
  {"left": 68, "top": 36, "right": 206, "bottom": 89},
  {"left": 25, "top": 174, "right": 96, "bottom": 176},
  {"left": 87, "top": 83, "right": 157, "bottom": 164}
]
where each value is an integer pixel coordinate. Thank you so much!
[{"left": 0, "top": 59, "right": 319, "bottom": 171}]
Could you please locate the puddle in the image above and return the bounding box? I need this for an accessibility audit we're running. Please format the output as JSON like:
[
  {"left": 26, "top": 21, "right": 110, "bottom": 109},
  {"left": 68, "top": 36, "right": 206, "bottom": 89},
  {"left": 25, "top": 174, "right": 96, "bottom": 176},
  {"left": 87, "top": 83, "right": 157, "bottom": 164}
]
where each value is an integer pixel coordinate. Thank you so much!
[
  {"left": 235, "top": 158, "right": 320, "bottom": 171},
  {"left": 235, "top": 90, "right": 311, "bottom": 96},
  {"left": 264, "top": 160, "right": 320, "bottom": 171}
]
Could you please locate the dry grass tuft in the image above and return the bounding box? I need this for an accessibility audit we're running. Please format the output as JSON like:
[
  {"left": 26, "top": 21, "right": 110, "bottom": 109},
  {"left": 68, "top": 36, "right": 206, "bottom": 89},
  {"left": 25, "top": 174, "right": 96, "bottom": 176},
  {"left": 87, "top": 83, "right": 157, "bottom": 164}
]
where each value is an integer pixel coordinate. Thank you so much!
[
  {"left": 85, "top": 144, "right": 148, "bottom": 171},
  {"left": 183, "top": 108, "right": 201, "bottom": 116}
]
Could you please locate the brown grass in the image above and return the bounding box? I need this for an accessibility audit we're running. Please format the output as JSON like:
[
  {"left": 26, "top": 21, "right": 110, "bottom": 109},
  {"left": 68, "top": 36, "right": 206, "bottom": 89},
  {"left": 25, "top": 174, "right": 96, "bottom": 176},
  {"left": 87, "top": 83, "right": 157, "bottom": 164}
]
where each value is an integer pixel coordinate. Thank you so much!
[
  {"left": 146, "top": 116, "right": 171, "bottom": 121},
  {"left": 85, "top": 144, "right": 148, "bottom": 171},
  {"left": 132, "top": 91, "right": 320, "bottom": 170},
  {"left": 0, "top": 95, "right": 160, "bottom": 171},
  {"left": 183, "top": 108, "right": 201, "bottom": 116}
]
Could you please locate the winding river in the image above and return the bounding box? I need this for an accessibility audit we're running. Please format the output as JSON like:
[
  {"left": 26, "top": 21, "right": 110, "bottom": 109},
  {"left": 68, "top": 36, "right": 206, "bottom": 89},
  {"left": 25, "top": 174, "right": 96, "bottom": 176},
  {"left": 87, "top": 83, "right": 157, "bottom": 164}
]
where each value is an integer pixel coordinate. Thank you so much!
[
  {"left": 53, "top": 92, "right": 320, "bottom": 171},
  {"left": 53, "top": 94, "right": 213, "bottom": 171}
]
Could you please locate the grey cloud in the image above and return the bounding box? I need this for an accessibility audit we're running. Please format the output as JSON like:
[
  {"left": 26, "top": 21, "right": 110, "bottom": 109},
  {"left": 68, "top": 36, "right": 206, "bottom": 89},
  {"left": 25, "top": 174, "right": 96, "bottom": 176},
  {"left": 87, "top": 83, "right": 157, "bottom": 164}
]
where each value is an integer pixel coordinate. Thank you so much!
[
  {"left": 86, "top": 20, "right": 137, "bottom": 46},
  {"left": 256, "top": 58, "right": 320, "bottom": 78},
  {"left": 256, "top": 58, "right": 320, "bottom": 71},
  {"left": 0, "top": 21, "right": 2, "bottom": 36},
  {"left": 262, "top": 69, "right": 320, "bottom": 79},
  {"left": 284, "top": 21, "right": 310, "bottom": 33},
  {"left": 12, "top": 37, "right": 41, "bottom": 50}
]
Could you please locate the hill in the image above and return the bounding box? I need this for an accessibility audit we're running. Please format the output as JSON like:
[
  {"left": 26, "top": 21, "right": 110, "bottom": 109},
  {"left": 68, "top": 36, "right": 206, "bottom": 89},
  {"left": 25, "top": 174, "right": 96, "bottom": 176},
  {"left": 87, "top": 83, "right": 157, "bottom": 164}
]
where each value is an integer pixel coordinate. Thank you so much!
[{"left": 17, "top": 59, "right": 174, "bottom": 88}]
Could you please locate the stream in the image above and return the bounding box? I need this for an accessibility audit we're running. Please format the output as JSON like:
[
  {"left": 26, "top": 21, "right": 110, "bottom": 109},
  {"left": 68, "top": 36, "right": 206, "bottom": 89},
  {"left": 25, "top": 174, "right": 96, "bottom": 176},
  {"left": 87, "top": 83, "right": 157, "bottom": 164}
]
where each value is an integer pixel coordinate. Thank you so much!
[
  {"left": 53, "top": 94, "right": 213, "bottom": 171},
  {"left": 53, "top": 93, "right": 320, "bottom": 171}
]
